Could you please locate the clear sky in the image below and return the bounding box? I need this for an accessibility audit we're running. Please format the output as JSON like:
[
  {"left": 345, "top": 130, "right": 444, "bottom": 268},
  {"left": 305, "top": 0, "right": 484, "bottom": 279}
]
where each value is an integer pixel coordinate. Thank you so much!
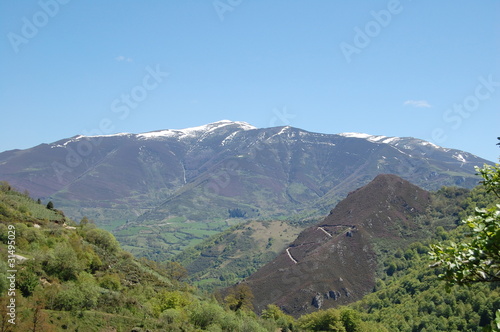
[{"left": 1, "top": 1, "right": 499, "bottom": 162}]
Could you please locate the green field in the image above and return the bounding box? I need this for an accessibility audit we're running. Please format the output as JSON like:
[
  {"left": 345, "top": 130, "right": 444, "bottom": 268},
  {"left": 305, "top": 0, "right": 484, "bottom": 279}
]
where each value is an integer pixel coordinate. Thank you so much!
[{"left": 112, "top": 218, "right": 247, "bottom": 261}]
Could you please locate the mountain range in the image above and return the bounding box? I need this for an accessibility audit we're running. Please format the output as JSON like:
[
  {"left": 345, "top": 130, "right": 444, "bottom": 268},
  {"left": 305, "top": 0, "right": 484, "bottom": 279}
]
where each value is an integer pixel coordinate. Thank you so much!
[{"left": 0, "top": 120, "right": 491, "bottom": 257}]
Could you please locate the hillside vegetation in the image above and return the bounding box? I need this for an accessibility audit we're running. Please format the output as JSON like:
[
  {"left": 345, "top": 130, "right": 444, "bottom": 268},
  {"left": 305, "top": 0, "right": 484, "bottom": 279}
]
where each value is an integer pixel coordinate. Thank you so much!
[
  {"left": 175, "top": 217, "right": 321, "bottom": 291},
  {"left": 0, "top": 182, "right": 284, "bottom": 331}
]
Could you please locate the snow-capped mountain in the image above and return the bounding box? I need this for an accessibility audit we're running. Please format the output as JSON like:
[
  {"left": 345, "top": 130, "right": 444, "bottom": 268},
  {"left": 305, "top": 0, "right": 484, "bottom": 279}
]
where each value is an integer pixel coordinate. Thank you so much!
[{"left": 0, "top": 121, "right": 490, "bottom": 228}]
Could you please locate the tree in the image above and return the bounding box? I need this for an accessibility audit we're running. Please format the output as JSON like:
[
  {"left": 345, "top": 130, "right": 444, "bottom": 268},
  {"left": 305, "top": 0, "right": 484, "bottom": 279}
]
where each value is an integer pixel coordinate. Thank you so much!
[
  {"left": 224, "top": 283, "right": 254, "bottom": 312},
  {"left": 298, "top": 308, "right": 346, "bottom": 331},
  {"left": 83, "top": 228, "right": 120, "bottom": 253},
  {"left": 162, "top": 261, "right": 188, "bottom": 282},
  {"left": 430, "top": 164, "right": 500, "bottom": 285},
  {"left": 261, "top": 304, "right": 296, "bottom": 331},
  {"left": 228, "top": 208, "right": 246, "bottom": 218},
  {"left": 23, "top": 294, "right": 55, "bottom": 332},
  {"left": 46, "top": 201, "right": 54, "bottom": 210},
  {"left": 0, "top": 181, "right": 11, "bottom": 192},
  {"left": 80, "top": 216, "right": 90, "bottom": 225},
  {"left": 45, "top": 243, "right": 83, "bottom": 281}
]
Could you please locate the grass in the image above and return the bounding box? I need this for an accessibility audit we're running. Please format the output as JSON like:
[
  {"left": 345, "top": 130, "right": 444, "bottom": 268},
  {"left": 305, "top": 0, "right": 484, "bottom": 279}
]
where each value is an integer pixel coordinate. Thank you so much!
[{"left": 98, "top": 219, "right": 128, "bottom": 232}]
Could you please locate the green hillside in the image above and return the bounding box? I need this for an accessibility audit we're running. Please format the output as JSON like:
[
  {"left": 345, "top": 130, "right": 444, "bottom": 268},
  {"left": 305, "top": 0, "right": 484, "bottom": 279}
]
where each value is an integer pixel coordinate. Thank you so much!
[
  {"left": 0, "top": 182, "right": 284, "bottom": 331},
  {"left": 175, "top": 217, "right": 321, "bottom": 291}
]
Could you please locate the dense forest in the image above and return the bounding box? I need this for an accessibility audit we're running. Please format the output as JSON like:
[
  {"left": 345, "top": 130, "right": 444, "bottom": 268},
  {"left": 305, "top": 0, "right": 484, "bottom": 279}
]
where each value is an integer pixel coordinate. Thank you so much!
[{"left": 0, "top": 164, "right": 498, "bottom": 331}]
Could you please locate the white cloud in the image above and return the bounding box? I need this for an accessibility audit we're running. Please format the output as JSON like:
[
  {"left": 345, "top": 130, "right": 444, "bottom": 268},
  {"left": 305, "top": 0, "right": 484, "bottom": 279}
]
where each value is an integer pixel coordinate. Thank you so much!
[
  {"left": 404, "top": 100, "right": 432, "bottom": 108},
  {"left": 115, "top": 55, "right": 133, "bottom": 62}
]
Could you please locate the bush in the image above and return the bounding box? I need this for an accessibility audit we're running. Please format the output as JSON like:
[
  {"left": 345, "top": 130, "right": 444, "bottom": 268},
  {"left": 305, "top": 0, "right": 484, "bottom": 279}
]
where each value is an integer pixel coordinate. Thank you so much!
[
  {"left": 53, "top": 282, "right": 84, "bottom": 311},
  {"left": 189, "top": 302, "right": 225, "bottom": 329},
  {"left": 99, "top": 273, "right": 122, "bottom": 291},
  {"left": 83, "top": 228, "right": 120, "bottom": 253},
  {"left": 44, "top": 243, "right": 83, "bottom": 281},
  {"left": 298, "top": 308, "right": 357, "bottom": 331}
]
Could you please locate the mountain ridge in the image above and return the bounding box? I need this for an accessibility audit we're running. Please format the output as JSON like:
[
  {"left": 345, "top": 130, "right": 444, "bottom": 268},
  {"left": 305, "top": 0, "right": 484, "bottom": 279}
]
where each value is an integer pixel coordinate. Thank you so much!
[{"left": 0, "top": 121, "right": 490, "bottom": 258}]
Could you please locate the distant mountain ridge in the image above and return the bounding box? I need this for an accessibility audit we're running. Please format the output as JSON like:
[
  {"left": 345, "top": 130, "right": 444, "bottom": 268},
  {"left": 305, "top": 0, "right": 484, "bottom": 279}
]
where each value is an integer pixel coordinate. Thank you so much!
[{"left": 0, "top": 120, "right": 490, "bottom": 254}]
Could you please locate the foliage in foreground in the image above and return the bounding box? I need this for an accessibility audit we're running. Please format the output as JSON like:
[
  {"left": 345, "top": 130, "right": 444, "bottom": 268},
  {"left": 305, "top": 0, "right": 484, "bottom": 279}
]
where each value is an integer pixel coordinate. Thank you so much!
[{"left": 430, "top": 164, "right": 500, "bottom": 285}]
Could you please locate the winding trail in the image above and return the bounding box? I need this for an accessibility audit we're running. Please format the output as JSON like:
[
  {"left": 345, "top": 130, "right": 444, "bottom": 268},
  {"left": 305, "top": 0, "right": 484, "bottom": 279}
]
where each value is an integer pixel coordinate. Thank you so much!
[
  {"left": 317, "top": 226, "right": 332, "bottom": 237},
  {"left": 284, "top": 225, "right": 355, "bottom": 264},
  {"left": 286, "top": 247, "right": 298, "bottom": 264}
]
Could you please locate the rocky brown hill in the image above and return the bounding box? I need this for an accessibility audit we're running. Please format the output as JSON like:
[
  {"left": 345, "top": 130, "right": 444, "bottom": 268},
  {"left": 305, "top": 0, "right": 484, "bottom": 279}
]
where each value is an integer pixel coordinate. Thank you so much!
[{"left": 243, "top": 174, "right": 432, "bottom": 316}]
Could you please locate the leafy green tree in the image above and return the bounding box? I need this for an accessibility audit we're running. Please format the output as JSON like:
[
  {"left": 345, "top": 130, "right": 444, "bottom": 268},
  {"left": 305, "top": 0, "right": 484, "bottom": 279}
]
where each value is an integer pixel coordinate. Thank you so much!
[
  {"left": 224, "top": 283, "right": 254, "bottom": 312},
  {"left": 80, "top": 216, "right": 90, "bottom": 225},
  {"left": 430, "top": 162, "right": 500, "bottom": 331},
  {"left": 162, "top": 261, "right": 188, "bottom": 282},
  {"left": 99, "top": 273, "right": 122, "bottom": 291},
  {"left": 44, "top": 243, "right": 83, "bottom": 281},
  {"left": 46, "top": 201, "right": 54, "bottom": 210},
  {"left": 261, "top": 304, "right": 296, "bottom": 331},
  {"left": 189, "top": 301, "right": 225, "bottom": 329},
  {"left": 430, "top": 164, "right": 500, "bottom": 285},
  {"left": 83, "top": 228, "right": 120, "bottom": 253},
  {"left": 17, "top": 264, "right": 40, "bottom": 297},
  {"left": 298, "top": 308, "right": 346, "bottom": 331}
]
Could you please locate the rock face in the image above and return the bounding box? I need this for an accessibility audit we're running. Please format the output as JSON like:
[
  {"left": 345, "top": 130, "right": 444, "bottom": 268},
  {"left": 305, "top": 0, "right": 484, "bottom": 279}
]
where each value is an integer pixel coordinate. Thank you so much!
[
  {"left": 312, "top": 294, "right": 323, "bottom": 309},
  {"left": 242, "top": 174, "right": 432, "bottom": 317}
]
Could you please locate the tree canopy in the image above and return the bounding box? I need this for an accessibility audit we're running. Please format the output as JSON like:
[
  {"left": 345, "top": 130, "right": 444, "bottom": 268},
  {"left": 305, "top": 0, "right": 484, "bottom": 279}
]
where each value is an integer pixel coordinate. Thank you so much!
[{"left": 430, "top": 164, "right": 500, "bottom": 285}]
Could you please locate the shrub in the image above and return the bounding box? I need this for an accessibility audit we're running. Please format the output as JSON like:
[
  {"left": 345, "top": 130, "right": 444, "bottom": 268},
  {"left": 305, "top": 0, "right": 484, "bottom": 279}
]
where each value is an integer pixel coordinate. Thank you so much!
[
  {"left": 44, "top": 243, "right": 83, "bottom": 281},
  {"left": 83, "top": 228, "right": 120, "bottom": 253},
  {"left": 189, "top": 302, "right": 225, "bottom": 329}
]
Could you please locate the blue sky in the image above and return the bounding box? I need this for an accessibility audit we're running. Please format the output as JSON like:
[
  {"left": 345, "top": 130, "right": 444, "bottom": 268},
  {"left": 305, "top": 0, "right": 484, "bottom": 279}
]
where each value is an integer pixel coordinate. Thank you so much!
[{"left": 1, "top": 1, "right": 499, "bottom": 162}]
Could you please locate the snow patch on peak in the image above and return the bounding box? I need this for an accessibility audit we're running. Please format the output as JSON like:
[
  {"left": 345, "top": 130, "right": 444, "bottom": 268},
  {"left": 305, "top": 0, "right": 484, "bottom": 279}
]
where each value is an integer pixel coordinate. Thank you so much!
[
  {"left": 453, "top": 153, "right": 467, "bottom": 163},
  {"left": 339, "top": 132, "right": 373, "bottom": 139},
  {"left": 339, "top": 132, "right": 400, "bottom": 145},
  {"left": 418, "top": 141, "right": 440, "bottom": 149},
  {"left": 137, "top": 120, "right": 256, "bottom": 140},
  {"left": 50, "top": 133, "right": 131, "bottom": 148}
]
